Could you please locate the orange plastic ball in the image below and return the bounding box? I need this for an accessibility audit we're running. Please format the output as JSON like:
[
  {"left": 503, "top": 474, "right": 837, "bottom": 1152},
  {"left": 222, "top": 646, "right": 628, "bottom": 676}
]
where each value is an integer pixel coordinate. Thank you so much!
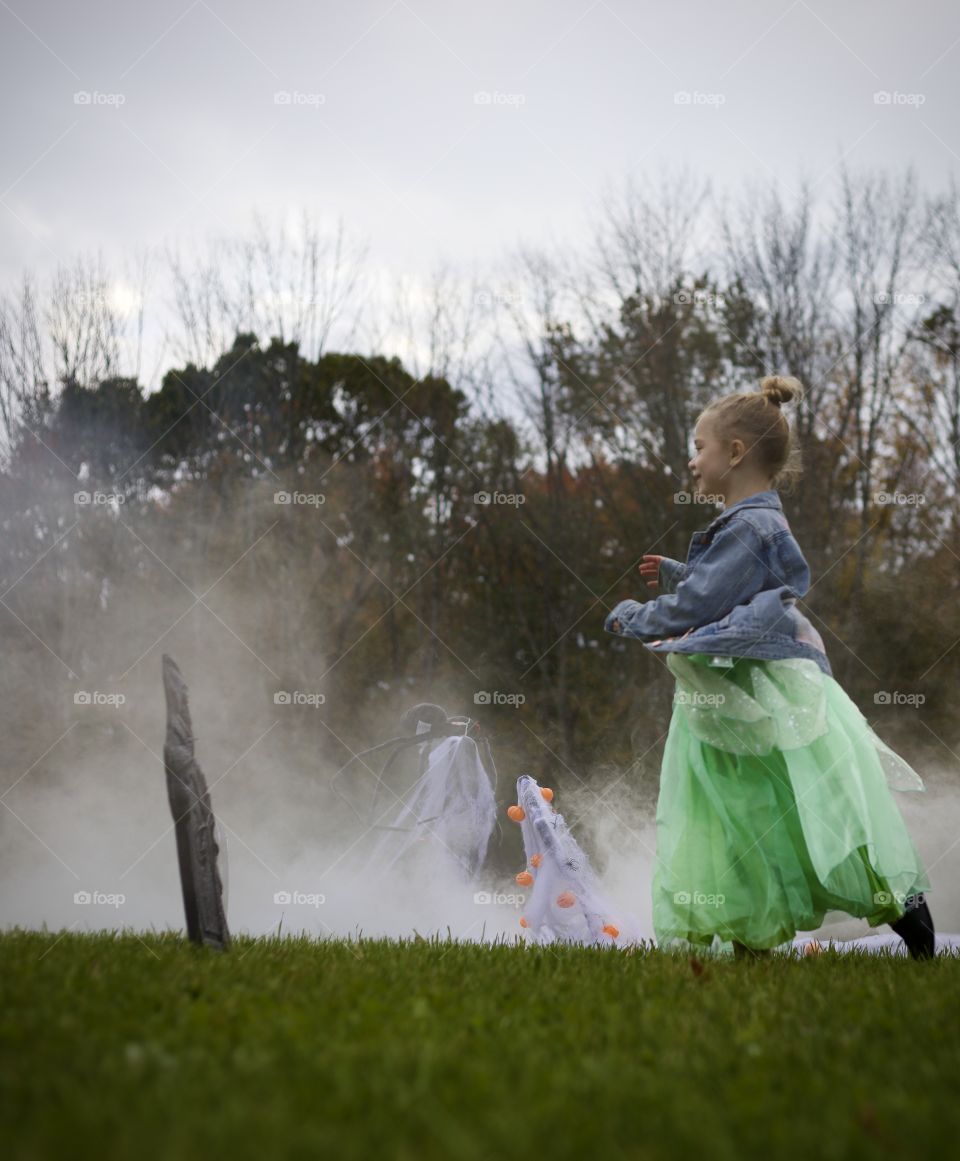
[
  {"left": 602, "top": 924, "right": 620, "bottom": 939},
  {"left": 530, "top": 854, "right": 543, "bottom": 868},
  {"left": 556, "top": 891, "right": 576, "bottom": 908},
  {"left": 519, "top": 917, "right": 529, "bottom": 928},
  {"left": 516, "top": 871, "right": 534, "bottom": 887},
  {"left": 541, "top": 787, "right": 554, "bottom": 802},
  {"left": 507, "top": 805, "right": 525, "bottom": 822}
]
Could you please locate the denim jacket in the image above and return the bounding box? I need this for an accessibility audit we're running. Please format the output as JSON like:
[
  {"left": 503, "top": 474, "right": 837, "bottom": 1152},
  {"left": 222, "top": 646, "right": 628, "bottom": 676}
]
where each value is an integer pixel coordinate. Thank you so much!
[{"left": 603, "top": 489, "right": 833, "bottom": 677}]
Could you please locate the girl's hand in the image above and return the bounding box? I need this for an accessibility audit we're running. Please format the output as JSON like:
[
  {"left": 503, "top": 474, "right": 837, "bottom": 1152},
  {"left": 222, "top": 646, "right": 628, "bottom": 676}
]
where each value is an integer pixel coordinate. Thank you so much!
[{"left": 638, "top": 554, "right": 665, "bottom": 588}]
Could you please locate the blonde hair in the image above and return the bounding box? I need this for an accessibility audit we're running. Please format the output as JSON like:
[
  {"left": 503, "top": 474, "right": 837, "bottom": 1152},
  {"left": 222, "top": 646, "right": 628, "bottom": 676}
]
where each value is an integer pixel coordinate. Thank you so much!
[{"left": 699, "top": 375, "right": 805, "bottom": 492}]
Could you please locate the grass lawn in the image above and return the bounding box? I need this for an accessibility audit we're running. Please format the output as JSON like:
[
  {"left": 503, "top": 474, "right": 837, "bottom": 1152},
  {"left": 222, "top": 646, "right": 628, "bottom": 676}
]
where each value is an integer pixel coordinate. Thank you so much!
[{"left": 1, "top": 930, "right": 958, "bottom": 1160}]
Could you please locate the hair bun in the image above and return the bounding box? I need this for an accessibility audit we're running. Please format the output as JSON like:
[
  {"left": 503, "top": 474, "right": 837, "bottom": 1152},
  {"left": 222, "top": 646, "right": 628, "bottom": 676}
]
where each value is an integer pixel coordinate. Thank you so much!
[{"left": 759, "top": 375, "right": 804, "bottom": 408}]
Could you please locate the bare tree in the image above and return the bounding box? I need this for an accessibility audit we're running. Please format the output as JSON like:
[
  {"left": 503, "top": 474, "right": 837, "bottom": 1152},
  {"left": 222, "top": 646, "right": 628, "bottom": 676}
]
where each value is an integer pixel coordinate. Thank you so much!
[
  {"left": 46, "top": 254, "right": 126, "bottom": 388},
  {"left": 903, "top": 178, "right": 960, "bottom": 507},
  {"left": 0, "top": 254, "right": 142, "bottom": 468},
  {"left": 374, "top": 260, "right": 486, "bottom": 393},
  {"left": 719, "top": 180, "right": 842, "bottom": 433},
  {"left": 592, "top": 167, "right": 712, "bottom": 304},
  {"left": 0, "top": 273, "right": 48, "bottom": 464},
  {"left": 835, "top": 167, "right": 926, "bottom": 538},
  {"left": 166, "top": 210, "right": 368, "bottom": 368}
]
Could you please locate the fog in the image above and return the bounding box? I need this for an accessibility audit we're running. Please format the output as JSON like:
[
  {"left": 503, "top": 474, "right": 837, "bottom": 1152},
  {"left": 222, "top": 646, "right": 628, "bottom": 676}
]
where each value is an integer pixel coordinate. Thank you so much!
[{"left": 3, "top": 580, "right": 958, "bottom": 948}]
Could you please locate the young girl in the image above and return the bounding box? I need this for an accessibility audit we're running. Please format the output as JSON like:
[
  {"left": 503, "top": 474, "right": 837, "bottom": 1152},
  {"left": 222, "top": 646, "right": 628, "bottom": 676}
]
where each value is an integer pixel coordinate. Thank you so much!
[{"left": 604, "top": 376, "right": 935, "bottom": 961}]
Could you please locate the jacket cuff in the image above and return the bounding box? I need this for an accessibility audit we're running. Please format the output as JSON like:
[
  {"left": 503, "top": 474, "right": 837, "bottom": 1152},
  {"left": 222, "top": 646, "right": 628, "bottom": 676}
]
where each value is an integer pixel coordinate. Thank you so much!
[
  {"left": 604, "top": 599, "right": 636, "bottom": 635},
  {"left": 658, "top": 557, "right": 687, "bottom": 594}
]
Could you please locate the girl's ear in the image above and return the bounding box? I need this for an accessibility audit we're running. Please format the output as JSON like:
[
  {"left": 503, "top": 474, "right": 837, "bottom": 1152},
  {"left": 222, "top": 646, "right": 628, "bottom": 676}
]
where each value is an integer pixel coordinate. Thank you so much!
[{"left": 729, "top": 437, "right": 746, "bottom": 467}]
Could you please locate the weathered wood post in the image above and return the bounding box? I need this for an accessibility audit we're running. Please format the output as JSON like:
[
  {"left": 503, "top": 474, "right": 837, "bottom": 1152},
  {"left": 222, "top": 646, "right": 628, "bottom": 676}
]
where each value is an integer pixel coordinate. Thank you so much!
[{"left": 162, "top": 653, "right": 230, "bottom": 950}]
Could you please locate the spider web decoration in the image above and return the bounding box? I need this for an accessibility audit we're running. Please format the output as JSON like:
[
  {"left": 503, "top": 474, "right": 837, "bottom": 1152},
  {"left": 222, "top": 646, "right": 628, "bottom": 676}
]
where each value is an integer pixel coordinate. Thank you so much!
[{"left": 507, "top": 774, "right": 643, "bottom": 947}]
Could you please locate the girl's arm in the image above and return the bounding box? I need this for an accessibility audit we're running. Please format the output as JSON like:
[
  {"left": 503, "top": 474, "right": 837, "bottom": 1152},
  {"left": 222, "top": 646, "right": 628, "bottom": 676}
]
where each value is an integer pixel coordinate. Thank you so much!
[
  {"left": 604, "top": 519, "right": 766, "bottom": 643},
  {"left": 639, "top": 554, "right": 686, "bottom": 592}
]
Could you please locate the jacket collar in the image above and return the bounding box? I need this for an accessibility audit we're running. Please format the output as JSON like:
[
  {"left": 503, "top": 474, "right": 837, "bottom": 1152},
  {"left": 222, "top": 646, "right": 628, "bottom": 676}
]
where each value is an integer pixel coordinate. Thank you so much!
[{"left": 703, "top": 488, "right": 782, "bottom": 532}]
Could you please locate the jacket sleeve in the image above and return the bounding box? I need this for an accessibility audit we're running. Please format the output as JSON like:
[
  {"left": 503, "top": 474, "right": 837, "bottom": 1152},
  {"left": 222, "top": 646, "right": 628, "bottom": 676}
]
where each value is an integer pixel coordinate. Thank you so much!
[
  {"left": 657, "top": 557, "right": 687, "bottom": 594},
  {"left": 604, "top": 519, "right": 766, "bottom": 642}
]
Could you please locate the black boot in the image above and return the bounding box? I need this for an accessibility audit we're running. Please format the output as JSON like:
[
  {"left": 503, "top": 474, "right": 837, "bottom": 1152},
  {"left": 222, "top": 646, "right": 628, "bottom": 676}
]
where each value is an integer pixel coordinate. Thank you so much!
[
  {"left": 733, "top": 940, "right": 771, "bottom": 961},
  {"left": 890, "top": 895, "right": 936, "bottom": 960}
]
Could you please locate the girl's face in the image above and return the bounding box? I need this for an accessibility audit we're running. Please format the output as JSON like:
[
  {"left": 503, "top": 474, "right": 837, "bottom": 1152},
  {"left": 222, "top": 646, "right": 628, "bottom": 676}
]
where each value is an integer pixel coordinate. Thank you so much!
[{"left": 688, "top": 416, "right": 736, "bottom": 500}]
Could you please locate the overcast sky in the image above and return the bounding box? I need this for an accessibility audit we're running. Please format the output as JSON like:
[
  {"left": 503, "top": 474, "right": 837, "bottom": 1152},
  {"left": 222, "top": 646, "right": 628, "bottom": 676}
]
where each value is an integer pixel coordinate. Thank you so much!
[{"left": 2, "top": 0, "right": 959, "bottom": 385}]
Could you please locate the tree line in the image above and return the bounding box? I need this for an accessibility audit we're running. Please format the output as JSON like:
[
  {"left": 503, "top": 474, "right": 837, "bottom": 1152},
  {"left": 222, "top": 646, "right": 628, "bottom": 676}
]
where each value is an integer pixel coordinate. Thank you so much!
[{"left": 1, "top": 168, "right": 958, "bottom": 787}]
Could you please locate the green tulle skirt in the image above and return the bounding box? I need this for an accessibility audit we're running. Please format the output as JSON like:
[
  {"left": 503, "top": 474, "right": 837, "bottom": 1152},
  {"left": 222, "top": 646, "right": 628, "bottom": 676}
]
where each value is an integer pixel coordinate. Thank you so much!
[{"left": 652, "top": 652, "right": 931, "bottom": 953}]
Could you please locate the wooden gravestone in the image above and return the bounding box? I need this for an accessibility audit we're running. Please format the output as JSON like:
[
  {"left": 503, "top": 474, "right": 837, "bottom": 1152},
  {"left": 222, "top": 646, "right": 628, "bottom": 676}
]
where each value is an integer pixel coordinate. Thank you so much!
[{"left": 162, "top": 654, "right": 230, "bottom": 950}]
